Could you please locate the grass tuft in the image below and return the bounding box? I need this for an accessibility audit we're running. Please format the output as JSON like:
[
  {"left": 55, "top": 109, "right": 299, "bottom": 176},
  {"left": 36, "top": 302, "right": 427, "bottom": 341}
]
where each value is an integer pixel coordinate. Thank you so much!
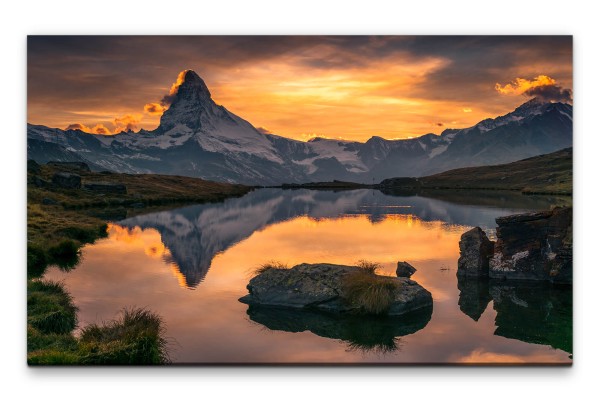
[
  {"left": 356, "top": 260, "right": 382, "bottom": 275},
  {"left": 27, "top": 280, "right": 77, "bottom": 335},
  {"left": 342, "top": 272, "right": 398, "bottom": 315},
  {"left": 253, "top": 260, "right": 289, "bottom": 276},
  {"left": 78, "top": 308, "right": 170, "bottom": 365}
]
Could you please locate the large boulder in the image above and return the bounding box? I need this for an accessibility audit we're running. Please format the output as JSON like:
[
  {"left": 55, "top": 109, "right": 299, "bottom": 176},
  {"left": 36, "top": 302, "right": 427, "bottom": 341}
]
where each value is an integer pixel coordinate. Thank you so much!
[
  {"left": 239, "top": 263, "right": 433, "bottom": 316},
  {"left": 396, "top": 261, "right": 416, "bottom": 278},
  {"left": 490, "top": 207, "right": 572, "bottom": 282},
  {"left": 83, "top": 182, "right": 127, "bottom": 194},
  {"left": 51, "top": 172, "right": 81, "bottom": 189},
  {"left": 457, "top": 227, "right": 495, "bottom": 277}
]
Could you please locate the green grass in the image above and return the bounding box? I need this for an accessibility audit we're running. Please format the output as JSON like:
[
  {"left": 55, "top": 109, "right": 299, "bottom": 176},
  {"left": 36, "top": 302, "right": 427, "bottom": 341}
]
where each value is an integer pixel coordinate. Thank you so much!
[
  {"left": 26, "top": 162, "right": 250, "bottom": 365},
  {"left": 77, "top": 308, "right": 170, "bottom": 365},
  {"left": 27, "top": 280, "right": 78, "bottom": 335},
  {"left": 342, "top": 271, "right": 398, "bottom": 315},
  {"left": 253, "top": 260, "right": 289, "bottom": 276}
]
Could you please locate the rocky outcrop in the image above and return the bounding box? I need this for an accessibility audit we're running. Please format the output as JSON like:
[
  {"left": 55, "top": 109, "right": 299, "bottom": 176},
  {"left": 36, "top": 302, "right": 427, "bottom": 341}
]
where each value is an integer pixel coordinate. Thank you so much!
[
  {"left": 490, "top": 207, "right": 572, "bottom": 282},
  {"left": 457, "top": 207, "right": 572, "bottom": 283},
  {"left": 51, "top": 172, "right": 81, "bottom": 189},
  {"left": 457, "top": 227, "right": 494, "bottom": 277},
  {"left": 239, "top": 263, "right": 433, "bottom": 316},
  {"left": 47, "top": 161, "right": 91, "bottom": 172},
  {"left": 83, "top": 182, "right": 127, "bottom": 194},
  {"left": 396, "top": 261, "right": 416, "bottom": 278}
]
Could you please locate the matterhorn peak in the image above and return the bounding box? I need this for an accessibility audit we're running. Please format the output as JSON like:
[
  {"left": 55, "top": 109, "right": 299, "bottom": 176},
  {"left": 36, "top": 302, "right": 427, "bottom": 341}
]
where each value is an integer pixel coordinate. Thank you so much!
[{"left": 158, "top": 69, "right": 221, "bottom": 132}]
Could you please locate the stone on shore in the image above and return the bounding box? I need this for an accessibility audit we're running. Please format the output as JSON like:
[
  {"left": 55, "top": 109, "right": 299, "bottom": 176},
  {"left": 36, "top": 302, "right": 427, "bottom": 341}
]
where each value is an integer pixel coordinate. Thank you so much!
[
  {"left": 51, "top": 172, "right": 82, "bottom": 189},
  {"left": 457, "top": 227, "right": 495, "bottom": 277},
  {"left": 83, "top": 182, "right": 127, "bottom": 194}
]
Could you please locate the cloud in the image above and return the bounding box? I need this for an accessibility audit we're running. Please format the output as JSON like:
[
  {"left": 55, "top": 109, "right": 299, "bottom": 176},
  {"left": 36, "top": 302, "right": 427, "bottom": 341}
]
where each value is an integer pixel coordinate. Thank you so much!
[
  {"left": 256, "top": 126, "right": 272, "bottom": 135},
  {"left": 65, "top": 123, "right": 112, "bottom": 135},
  {"left": 93, "top": 124, "right": 112, "bottom": 135},
  {"left": 524, "top": 84, "right": 572, "bottom": 103},
  {"left": 495, "top": 74, "right": 572, "bottom": 103},
  {"left": 495, "top": 75, "right": 556, "bottom": 95},
  {"left": 462, "top": 108, "right": 472, "bottom": 113},
  {"left": 160, "top": 70, "right": 188, "bottom": 107},
  {"left": 65, "top": 123, "right": 89, "bottom": 131},
  {"left": 144, "top": 102, "right": 166, "bottom": 115},
  {"left": 113, "top": 114, "right": 140, "bottom": 133}
]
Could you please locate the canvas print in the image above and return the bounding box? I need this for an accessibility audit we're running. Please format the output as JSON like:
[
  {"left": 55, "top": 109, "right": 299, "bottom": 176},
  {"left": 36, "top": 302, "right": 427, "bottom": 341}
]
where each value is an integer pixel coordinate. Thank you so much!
[{"left": 27, "top": 36, "right": 572, "bottom": 365}]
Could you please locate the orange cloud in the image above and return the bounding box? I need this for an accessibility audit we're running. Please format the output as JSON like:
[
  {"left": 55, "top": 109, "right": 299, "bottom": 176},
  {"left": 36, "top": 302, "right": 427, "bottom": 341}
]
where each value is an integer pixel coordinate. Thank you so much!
[
  {"left": 495, "top": 75, "right": 556, "bottom": 95},
  {"left": 160, "top": 69, "right": 189, "bottom": 106},
  {"left": 65, "top": 123, "right": 112, "bottom": 135},
  {"left": 144, "top": 102, "right": 166, "bottom": 115},
  {"left": 113, "top": 114, "right": 141, "bottom": 133}
]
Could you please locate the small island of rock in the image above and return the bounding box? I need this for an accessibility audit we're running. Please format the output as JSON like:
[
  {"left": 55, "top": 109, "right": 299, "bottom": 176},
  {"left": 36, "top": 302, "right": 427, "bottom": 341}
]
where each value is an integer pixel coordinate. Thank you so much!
[{"left": 239, "top": 263, "right": 433, "bottom": 316}]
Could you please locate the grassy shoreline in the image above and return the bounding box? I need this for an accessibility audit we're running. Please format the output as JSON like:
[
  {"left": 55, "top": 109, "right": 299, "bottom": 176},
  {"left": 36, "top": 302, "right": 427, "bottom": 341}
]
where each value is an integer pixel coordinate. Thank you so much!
[{"left": 27, "top": 162, "right": 252, "bottom": 365}]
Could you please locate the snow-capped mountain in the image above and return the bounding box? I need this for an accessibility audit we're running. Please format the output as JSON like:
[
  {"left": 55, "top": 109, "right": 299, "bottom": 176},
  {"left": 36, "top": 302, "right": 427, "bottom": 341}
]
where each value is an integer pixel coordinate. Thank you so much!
[{"left": 27, "top": 70, "right": 573, "bottom": 184}]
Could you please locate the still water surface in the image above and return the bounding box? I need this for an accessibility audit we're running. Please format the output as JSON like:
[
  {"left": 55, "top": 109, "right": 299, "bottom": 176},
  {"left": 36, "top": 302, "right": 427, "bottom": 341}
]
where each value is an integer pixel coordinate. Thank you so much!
[{"left": 44, "top": 189, "right": 572, "bottom": 364}]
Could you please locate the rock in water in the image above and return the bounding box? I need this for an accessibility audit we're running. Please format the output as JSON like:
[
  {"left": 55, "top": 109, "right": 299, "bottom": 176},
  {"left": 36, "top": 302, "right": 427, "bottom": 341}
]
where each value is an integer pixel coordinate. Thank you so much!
[
  {"left": 239, "top": 263, "right": 433, "bottom": 316},
  {"left": 490, "top": 207, "right": 572, "bottom": 282},
  {"left": 396, "top": 261, "right": 417, "bottom": 278},
  {"left": 51, "top": 172, "right": 81, "bottom": 189},
  {"left": 457, "top": 227, "right": 495, "bottom": 277}
]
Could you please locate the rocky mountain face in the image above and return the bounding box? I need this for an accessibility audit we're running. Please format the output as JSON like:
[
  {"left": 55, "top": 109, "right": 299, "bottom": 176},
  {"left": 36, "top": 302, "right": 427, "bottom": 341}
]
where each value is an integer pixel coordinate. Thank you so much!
[{"left": 27, "top": 70, "right": 573, "bottom": 185}]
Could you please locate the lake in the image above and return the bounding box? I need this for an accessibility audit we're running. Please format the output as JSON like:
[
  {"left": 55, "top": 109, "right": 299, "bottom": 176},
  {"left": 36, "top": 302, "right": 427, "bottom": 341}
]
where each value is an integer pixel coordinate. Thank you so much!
[{"left": 44, "top": 188, "right": 572, "bottom": 364}]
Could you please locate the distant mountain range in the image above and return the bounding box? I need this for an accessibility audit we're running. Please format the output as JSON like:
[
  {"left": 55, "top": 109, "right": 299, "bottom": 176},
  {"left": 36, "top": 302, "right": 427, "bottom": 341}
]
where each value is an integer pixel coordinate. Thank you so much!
[{"left": 27, "top": 70, "right": 573, "bottom": 185}]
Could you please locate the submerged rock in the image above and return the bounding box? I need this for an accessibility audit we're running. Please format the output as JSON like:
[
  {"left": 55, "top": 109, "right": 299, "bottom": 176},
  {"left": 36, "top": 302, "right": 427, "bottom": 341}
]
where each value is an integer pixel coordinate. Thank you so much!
[
  {"left": 490, "top": 207, "right": 572, "bottom": 282},
  {"left": 239, "top": 263, "right": 433, "bottom": 316},
  {"left": 396, "top": 261, "right": 417, "bottom": 278},
  {"left": 457, "top": 227, "right": 495, "bottom": 277},
  {"left": 51, "top": 172, "right": 81, "bottom": 189}
]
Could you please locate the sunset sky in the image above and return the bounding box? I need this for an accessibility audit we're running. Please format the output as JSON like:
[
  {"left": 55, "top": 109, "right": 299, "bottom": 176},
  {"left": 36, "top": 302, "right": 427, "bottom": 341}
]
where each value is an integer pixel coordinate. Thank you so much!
[{"left": 27, "top": 36, "right": 572, "bottom": 142}]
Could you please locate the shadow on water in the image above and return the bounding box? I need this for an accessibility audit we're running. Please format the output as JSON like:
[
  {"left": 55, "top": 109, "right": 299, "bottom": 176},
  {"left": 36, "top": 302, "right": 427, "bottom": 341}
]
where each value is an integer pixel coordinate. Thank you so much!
[
  {"left": 246, "top": 305, "right": 433, "bottom": 354},
  {"left": 457, "top": 276, "right": 572, "bottom": 354}
]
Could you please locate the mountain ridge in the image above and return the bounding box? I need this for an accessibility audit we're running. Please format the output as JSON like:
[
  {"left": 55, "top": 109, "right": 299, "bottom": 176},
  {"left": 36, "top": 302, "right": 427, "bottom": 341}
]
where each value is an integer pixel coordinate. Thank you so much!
[{"left": 27, "top": 70, "right": 573, "bottom": 185}]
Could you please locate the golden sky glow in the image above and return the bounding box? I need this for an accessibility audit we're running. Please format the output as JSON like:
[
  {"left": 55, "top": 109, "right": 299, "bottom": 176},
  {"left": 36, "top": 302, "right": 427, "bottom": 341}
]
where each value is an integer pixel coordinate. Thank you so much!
[{"left": 27, "top": 36, "right": 573, "bottom": 141}]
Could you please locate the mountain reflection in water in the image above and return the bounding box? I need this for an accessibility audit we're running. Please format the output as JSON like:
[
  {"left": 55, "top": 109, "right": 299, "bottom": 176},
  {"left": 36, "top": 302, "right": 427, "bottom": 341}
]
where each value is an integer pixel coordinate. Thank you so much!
[
  {"left": 44, "top": 188, "right": 572, "bottom": 363},
  {"left": 117, "top": 188, "right": 568, "bottom": 288}
]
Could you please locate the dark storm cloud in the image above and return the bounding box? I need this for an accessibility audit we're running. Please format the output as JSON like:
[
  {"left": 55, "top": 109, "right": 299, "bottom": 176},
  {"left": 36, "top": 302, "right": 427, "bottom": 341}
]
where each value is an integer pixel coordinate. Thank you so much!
[{"left": 524, "top": 84, "right": 573, "bottom": 103}]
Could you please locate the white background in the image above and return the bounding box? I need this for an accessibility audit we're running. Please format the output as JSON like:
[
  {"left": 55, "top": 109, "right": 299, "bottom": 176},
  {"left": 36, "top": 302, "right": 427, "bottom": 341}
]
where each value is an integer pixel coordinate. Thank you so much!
[{"left": 1, "top": 1, "right": 598, "bottom": 399}]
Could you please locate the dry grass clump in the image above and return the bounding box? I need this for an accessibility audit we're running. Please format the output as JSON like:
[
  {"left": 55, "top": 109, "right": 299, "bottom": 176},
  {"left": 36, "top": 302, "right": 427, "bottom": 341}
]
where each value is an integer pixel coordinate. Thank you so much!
[
  {"left": 342, "top": 271, "right": 398, "bottom": 315},
  {"left": 356, "top": 260, "right": 382, "bottom": 275},
  {"left": 253, "top": 260, "right": 289, "bottom": 276}
]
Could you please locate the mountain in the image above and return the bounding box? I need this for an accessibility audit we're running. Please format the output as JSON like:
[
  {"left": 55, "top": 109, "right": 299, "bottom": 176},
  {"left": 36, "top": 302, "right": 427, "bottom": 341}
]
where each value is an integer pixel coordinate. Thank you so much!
[
  {"left": 27, "top": 70, "right": 573, "bottom": 185},
  {"left": 380, "top": 147, "right": 573, "bottom": 195}
]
